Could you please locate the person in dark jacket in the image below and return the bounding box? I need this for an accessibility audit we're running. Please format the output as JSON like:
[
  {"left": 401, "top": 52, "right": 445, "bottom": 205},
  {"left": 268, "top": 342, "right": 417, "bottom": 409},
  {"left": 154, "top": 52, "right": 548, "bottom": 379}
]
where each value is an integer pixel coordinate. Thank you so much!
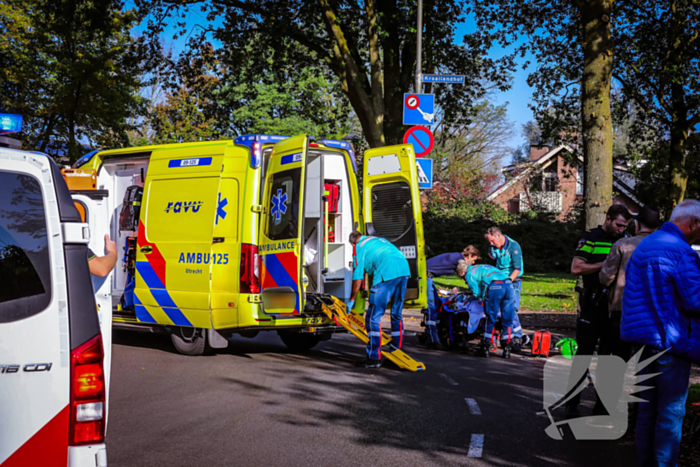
[
  {"left": 422, "top": 249, "right": 469, "bottom": 349},
  {"left": 622, "top": 200, "right": 700, "bottom": 466},
  {"left": 566, "top": 204, "right": 631, "bottom": 417}
]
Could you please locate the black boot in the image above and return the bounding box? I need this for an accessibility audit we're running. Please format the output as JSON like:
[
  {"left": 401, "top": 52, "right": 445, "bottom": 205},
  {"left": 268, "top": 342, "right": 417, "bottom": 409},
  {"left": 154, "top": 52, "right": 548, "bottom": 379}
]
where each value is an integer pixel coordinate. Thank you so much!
[
  {"left": 512, "top": 337, "right": 522, "bottom": 353},
  {"left": 476, "top": 339, "right": 490, "bottom": 358},
  {"left": 355, "top": 358, "right": 382, "bottom": 368},
  {"left": 501, "top": 341, "right": 512, "bottom": 359}
]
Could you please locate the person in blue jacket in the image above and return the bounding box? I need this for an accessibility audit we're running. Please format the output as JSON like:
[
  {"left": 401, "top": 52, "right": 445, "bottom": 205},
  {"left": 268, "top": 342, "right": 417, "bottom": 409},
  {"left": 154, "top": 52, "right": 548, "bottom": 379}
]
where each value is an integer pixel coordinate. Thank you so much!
[
  {"left": 486, "top": 226, "right": 525, "bottom": 350},
  {"left": 348, "top": 231, "right": 411, "bottom": 368},
  {"left": 456, "top": 245, "right": 516, "bottom": 358},
  {"left": 622, "top": 200, "right": 700, "bottom": 466},
  {"left": 423, "top": 249, "right": 469, "bottom": 349}
]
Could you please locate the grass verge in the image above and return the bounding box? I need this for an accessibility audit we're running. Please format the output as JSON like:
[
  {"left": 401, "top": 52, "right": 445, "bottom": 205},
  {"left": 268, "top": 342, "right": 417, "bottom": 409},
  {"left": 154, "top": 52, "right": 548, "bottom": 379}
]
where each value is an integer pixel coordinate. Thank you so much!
[{"left": 433, "top": 272, "right": 578, "bottom": 313}]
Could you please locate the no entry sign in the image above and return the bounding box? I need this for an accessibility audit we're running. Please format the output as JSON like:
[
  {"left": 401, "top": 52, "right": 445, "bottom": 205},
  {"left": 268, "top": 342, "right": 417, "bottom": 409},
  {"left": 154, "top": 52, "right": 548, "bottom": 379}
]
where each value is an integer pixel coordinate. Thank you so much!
[{"left": 403, "top": 126, "right": 434, "bottom": 157}]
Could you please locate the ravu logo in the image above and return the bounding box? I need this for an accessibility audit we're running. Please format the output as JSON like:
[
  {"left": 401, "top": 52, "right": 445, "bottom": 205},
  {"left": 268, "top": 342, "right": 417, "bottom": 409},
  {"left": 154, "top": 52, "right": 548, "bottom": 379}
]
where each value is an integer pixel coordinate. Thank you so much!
[{"left": 165, "top": 201, "right": 203, "bottom": 213}]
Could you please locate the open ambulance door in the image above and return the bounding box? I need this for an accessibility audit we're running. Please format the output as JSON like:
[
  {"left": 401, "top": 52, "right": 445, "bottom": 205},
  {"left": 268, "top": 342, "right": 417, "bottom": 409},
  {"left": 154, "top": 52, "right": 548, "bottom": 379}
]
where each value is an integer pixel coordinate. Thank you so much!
[
  {"left": 70, "top": 190, "right": 114, "bottom": 425},
  {"left": 362, "top": 144, "right": 427, "bottom": 308},
  {"left": 259, "top": 136, "right": 309, "bottom": 315}
]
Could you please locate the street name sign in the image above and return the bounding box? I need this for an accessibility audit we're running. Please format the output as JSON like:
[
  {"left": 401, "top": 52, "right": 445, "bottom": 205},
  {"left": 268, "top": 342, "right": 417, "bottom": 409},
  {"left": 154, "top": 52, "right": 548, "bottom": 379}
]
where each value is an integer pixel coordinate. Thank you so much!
[{"left": 422, "top": 74, "right": 465, "bottom": 84}]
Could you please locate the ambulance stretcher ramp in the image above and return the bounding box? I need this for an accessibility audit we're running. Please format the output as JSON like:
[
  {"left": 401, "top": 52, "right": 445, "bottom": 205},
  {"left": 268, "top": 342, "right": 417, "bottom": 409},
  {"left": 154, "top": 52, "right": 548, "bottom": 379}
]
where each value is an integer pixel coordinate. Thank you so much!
[{"left": 316, "top": 295, "right": 426, "bottom": 372}]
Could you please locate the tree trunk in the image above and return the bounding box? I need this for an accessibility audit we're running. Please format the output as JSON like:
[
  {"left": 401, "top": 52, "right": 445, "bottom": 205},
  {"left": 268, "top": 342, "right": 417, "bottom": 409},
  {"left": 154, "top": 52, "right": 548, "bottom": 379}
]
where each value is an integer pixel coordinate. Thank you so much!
[
  {"left": 317, "top": 0, "right": 385, "bottom": 147},
  {"left": 667, "top": 82, "right": 689, "bottom": 214},
  {"left": 578, "top": 0, "right": 614, "bottom": 229}
]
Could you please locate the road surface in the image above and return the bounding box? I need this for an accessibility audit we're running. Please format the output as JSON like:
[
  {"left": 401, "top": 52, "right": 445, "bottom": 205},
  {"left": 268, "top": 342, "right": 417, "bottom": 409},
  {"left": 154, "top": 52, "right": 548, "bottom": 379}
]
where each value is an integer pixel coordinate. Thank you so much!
[{"left": 106, "top": 329, "right": 636, "bottom": 466}]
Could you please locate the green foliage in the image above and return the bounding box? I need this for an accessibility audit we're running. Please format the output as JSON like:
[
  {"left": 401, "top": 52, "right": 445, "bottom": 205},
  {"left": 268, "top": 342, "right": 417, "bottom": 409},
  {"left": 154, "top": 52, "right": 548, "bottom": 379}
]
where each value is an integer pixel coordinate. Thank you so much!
[
  {"left": 146, "top": 43, "right": 356, "bottom": 144},
  {"left": 139, "top": 0, "right": 513, "bottom": 147},
  {"left": 424, "top": 208, "right": 583, "bottom": 274},
  {"left": 0, "top": 0, "right": 152, "bottom": 160}
]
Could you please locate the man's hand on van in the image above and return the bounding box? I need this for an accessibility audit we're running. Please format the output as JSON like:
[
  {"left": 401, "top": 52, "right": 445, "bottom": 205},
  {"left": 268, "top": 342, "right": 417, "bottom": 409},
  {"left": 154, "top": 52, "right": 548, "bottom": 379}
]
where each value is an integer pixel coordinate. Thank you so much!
[{"left": 89, "top": 235, "right": 119, "bottom": 278}]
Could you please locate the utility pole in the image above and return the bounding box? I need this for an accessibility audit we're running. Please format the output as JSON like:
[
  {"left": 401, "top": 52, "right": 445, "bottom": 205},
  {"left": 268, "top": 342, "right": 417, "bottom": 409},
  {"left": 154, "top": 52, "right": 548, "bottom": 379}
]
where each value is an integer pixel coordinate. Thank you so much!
[{"left": 415, "top": 0, "right": 423, "bottom": 93}]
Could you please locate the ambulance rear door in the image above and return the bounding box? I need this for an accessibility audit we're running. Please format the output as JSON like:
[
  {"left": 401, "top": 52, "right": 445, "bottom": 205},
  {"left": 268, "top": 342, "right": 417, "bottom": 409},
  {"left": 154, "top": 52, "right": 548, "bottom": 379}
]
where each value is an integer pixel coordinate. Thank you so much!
[
  {"left": 362, "top": 144, "right": 427, "bottom": 308},
  {"left": 134, "top": 146, "right": 227, "bottom": 329},
  {"left": 258, "top": 136, "right": 309, "bottom": 315}
]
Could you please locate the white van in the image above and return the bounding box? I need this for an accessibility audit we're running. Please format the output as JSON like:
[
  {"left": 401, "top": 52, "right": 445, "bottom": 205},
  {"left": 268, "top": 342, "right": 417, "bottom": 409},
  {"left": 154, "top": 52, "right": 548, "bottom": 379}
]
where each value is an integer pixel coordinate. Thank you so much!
[{"left": 0, "top": 149, "right": 111, "bottom": 466}]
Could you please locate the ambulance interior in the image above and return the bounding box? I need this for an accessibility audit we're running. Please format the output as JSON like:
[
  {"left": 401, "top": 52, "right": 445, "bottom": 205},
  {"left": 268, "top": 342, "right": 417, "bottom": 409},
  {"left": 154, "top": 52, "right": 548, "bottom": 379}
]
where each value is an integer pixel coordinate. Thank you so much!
[
  {"left": 301, "top": 149, "right": 355, "bottom": 301},
  {"left": 94, "top": 156, "right": 150, "bottom": 311}
]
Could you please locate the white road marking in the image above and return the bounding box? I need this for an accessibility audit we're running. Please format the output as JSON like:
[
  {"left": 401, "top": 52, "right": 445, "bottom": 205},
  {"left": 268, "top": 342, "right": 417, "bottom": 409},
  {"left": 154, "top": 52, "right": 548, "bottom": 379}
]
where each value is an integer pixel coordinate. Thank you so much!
[
  {"left": 468, "top": 434, "right": 484, "bottom": 457},
  {"left": 465, "top": 398, "right": 482, "bottom": 415},
  {"left": 437, "top": 373, "right": 458, "bottom": 386}
]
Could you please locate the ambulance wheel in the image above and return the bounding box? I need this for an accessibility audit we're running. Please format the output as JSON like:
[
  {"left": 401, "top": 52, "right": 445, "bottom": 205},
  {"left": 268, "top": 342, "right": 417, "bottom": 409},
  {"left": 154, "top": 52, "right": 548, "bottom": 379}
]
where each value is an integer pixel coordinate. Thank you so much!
[
  {"left": 279, "top": 333, "right": 322, "bottom": 352},
  {"left": 171, "top": 327, "right": 211, "bottom": 356}
]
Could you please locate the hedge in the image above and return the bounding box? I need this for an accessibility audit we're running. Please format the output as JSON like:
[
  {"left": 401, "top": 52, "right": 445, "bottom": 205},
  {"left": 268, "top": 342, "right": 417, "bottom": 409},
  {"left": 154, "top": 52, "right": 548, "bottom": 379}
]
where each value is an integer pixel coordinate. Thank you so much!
[{"left": 423, "top": 211, "right": 584, "bottom": 273}]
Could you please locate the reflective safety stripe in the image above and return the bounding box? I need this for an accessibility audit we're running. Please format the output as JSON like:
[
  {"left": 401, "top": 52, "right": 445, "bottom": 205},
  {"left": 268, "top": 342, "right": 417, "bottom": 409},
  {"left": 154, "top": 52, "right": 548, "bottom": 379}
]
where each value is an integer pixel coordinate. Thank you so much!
[
  {"left": 368, "top": 331, "right": 382, "bottom": 337},
  {"left": 426, "top": 320, "right": 436, "bottom": 325},
  {"left": 513, "top": 326, "right": 522, "bottom": 332},
  {"left": 391, "top": 331, "right": 402, "bottom": 336},
  {"left": 484, "top": 333, "right": 492, "bottom": 339}
]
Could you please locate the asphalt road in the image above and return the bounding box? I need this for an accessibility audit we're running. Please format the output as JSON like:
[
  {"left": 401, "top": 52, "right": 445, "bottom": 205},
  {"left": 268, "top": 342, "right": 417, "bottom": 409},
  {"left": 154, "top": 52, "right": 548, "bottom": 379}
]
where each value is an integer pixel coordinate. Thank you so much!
[{"left": 106, "top": 329, "right": 636, "bottom": 467}]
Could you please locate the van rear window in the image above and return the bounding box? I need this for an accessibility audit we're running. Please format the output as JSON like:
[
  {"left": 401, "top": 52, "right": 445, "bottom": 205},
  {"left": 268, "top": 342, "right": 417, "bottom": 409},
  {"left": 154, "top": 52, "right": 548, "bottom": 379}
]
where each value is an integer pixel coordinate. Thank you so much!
[
  {"left": 0, "top": 171, "right": 52, "bottom": 322},
  {"left": 267, "top": 168, "right": 301, "bottom": 240}
]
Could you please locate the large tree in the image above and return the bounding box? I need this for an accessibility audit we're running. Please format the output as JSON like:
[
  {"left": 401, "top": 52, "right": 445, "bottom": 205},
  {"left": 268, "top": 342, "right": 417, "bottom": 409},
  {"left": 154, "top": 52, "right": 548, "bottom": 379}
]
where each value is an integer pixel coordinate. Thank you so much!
[
  {"left": 0, "top": 0, "right": 153, "bottom": 160},
  {"left": 472, "top": 0, "right": 614, "bottom": 228},
  {"left": 145, "top": 41, "right": 356, "bottom": 144},
  {"left": 140, "top": 0, "right": 513, "bottom": 148},
  {"left": 614, "top": 0, "right": 700, "bottom": 213}
]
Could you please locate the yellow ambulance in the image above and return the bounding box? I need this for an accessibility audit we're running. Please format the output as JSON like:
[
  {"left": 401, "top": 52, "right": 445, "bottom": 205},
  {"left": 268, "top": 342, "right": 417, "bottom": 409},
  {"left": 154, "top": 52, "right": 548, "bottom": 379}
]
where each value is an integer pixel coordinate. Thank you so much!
[{"left": 67, "top": 135, "right": 427, "bottom": 355}]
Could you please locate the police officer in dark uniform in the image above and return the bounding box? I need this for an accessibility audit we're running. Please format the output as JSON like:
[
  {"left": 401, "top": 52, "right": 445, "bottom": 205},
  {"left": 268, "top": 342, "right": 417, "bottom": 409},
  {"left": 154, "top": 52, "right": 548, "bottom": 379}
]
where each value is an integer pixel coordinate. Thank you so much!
[{"left": 566, "top": 205, "right": 631, "bottom": 418}]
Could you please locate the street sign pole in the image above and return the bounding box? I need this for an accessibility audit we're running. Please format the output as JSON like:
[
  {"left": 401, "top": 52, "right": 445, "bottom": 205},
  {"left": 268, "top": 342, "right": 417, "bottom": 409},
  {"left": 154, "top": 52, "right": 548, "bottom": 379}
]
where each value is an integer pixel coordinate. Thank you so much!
[{"left": 415, "top": 0, "right": 422, "bottom": 94}]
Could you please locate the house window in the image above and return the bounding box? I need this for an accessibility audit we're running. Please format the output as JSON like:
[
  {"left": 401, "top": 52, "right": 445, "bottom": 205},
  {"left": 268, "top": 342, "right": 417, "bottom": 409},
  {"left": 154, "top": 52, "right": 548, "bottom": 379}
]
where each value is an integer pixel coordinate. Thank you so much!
[{"left": 576, "top": 164, "right": 583, "bottom": 195}]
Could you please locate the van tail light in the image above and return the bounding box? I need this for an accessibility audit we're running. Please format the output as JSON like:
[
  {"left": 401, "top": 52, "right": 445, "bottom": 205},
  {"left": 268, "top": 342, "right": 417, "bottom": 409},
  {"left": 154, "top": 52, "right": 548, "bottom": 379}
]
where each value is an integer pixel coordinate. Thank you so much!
[
  {"left": 240, "top": 244, "right": 260, "bottom": 294},
  {"left": 69, "top": 334, "right": 105, "bottom": 446}
]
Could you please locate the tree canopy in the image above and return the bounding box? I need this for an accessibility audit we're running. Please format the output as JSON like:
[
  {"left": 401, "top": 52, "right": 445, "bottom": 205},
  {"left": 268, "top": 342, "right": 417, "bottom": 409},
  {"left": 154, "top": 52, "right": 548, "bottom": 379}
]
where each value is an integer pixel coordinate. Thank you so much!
[
  {"left": 0, "top": 0, "right": 154, "bottom": 160},
  {"left": 139, "top": 0, "right": 514, "bottom": 148}
]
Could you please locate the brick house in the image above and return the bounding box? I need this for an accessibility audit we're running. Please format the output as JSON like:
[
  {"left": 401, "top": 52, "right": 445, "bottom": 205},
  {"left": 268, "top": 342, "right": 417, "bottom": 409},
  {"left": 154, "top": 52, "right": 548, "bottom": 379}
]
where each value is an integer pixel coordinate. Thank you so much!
[{"left": 488, "top": 145, "right": 642, "bottom": 220}]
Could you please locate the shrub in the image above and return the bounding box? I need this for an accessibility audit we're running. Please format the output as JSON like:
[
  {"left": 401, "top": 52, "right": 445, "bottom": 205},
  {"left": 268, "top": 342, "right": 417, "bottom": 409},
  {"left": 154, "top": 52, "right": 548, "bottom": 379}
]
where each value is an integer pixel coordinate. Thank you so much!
[{"left": 423, "top": 208, "right": 583, "bottom": 273}]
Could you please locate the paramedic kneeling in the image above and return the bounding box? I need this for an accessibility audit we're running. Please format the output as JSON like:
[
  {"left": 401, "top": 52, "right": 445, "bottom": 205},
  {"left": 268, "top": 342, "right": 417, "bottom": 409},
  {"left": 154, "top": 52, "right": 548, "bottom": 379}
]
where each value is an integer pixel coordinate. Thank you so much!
[
  {"left": 457, "top": 246, "right": 516, "bottom": 359},
  {"left": 348, "top": 231, "right": 410, "bottom": 369},
  {"left": 424, "top": 248, "right": 469, "bottom": 349}
]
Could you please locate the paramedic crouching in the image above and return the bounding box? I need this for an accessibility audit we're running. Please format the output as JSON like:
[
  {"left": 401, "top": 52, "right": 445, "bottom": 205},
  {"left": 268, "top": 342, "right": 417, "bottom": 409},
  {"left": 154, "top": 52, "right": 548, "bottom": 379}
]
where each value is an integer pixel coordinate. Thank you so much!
[
  {"left": 456, "top": 246, "right": 517, "bottom": 358},
  {"left": 347, "top": 231, "right": 410, "bottom": 369},
  {"left": 423, "top": 248, "right": 470, "bottom": 349}
]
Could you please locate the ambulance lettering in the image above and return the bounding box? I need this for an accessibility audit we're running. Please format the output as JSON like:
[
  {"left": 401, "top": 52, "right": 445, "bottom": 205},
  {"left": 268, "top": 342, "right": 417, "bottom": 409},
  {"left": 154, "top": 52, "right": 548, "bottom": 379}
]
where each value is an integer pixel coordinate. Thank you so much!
[
  {"left": 260, "top": 241, "right": 295, "bottom": 252},
  {"left": 178, "top": 252, "right": 229, "bottom": 264},
  {"left": 165, "top": 201, "right": 204, "bottom": 213}
]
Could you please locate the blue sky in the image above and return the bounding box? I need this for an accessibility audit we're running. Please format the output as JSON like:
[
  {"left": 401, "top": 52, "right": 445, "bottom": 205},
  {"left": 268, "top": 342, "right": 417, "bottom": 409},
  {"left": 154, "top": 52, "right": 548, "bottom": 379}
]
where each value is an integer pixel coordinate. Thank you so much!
[{"left": 133, "top": 5, "right": 536, "bottom": 150}]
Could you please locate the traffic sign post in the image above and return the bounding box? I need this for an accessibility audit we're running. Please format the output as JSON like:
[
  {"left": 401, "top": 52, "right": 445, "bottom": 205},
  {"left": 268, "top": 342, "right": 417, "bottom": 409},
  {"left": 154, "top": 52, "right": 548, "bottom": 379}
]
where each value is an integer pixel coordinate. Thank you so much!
[
  {"left": 403, "top": 126, "right": 434, "bottom": 157},
  {"left": 422, "top": 74, "right": 465, "bottom": 84},
  {"left": 403, "top": 93, "right": 435, "bottom": 126},
  {"left": 416, "top": 158, "right": 433, "bottom": 190}
]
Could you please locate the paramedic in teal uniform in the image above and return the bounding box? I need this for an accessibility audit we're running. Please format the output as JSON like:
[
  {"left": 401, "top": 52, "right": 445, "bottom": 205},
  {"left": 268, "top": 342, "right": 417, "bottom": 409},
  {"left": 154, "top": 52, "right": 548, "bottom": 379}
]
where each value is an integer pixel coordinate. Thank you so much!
[
  {"left": 457, "top": 246, "right": 516, "bottom": 358},
  {"left": 347, "top": 231, "right": 410, "bottom": 368},
  {"left": 486, "top": 226, "right": 525, "bottom": 350}
]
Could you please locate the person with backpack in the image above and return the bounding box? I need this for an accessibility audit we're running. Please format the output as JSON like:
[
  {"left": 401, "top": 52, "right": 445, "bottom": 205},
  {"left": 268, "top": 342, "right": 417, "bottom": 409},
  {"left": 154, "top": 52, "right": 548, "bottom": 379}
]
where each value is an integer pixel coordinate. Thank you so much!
[{"left": 456, "top": 246, "right": 517, "bottom": 358}]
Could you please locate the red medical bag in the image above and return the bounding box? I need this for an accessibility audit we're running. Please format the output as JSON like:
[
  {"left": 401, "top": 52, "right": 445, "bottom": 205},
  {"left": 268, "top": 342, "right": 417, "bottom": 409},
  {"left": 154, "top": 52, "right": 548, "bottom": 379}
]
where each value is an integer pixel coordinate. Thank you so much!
[
  {"left": 325, "top": 183, "right": 339, "bottom": 213},
  {"left": 532, "top": 330, "right": 552, "bottom": 358}
]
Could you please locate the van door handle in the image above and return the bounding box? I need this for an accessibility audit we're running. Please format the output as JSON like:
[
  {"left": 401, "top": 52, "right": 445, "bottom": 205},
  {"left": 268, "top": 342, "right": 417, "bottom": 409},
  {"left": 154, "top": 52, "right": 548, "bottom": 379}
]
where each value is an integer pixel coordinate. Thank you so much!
[
  {"left": 213, "top": 237, "right": 224, "bottom": 244},
  {"left": 140, "top": 246, "right": 153, "bottom": 254}
]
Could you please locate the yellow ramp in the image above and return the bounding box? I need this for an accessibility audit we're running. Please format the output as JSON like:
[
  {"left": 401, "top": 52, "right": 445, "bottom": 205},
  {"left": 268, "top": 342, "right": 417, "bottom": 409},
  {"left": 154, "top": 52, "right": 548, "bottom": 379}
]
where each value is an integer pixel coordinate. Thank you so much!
[{"left": 317, "top": 295, "right": 426, "bottom": 372}]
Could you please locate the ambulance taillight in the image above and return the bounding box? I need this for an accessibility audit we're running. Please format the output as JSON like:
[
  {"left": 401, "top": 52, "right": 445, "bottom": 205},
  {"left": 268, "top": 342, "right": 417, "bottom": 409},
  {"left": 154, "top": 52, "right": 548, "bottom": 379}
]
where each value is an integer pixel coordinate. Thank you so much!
[
  {"left": 240, "top": 244, "right": 260, "bottom": 294},
  {"left": 69, "top": 334, "right": 106, "bottom": 446}
]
